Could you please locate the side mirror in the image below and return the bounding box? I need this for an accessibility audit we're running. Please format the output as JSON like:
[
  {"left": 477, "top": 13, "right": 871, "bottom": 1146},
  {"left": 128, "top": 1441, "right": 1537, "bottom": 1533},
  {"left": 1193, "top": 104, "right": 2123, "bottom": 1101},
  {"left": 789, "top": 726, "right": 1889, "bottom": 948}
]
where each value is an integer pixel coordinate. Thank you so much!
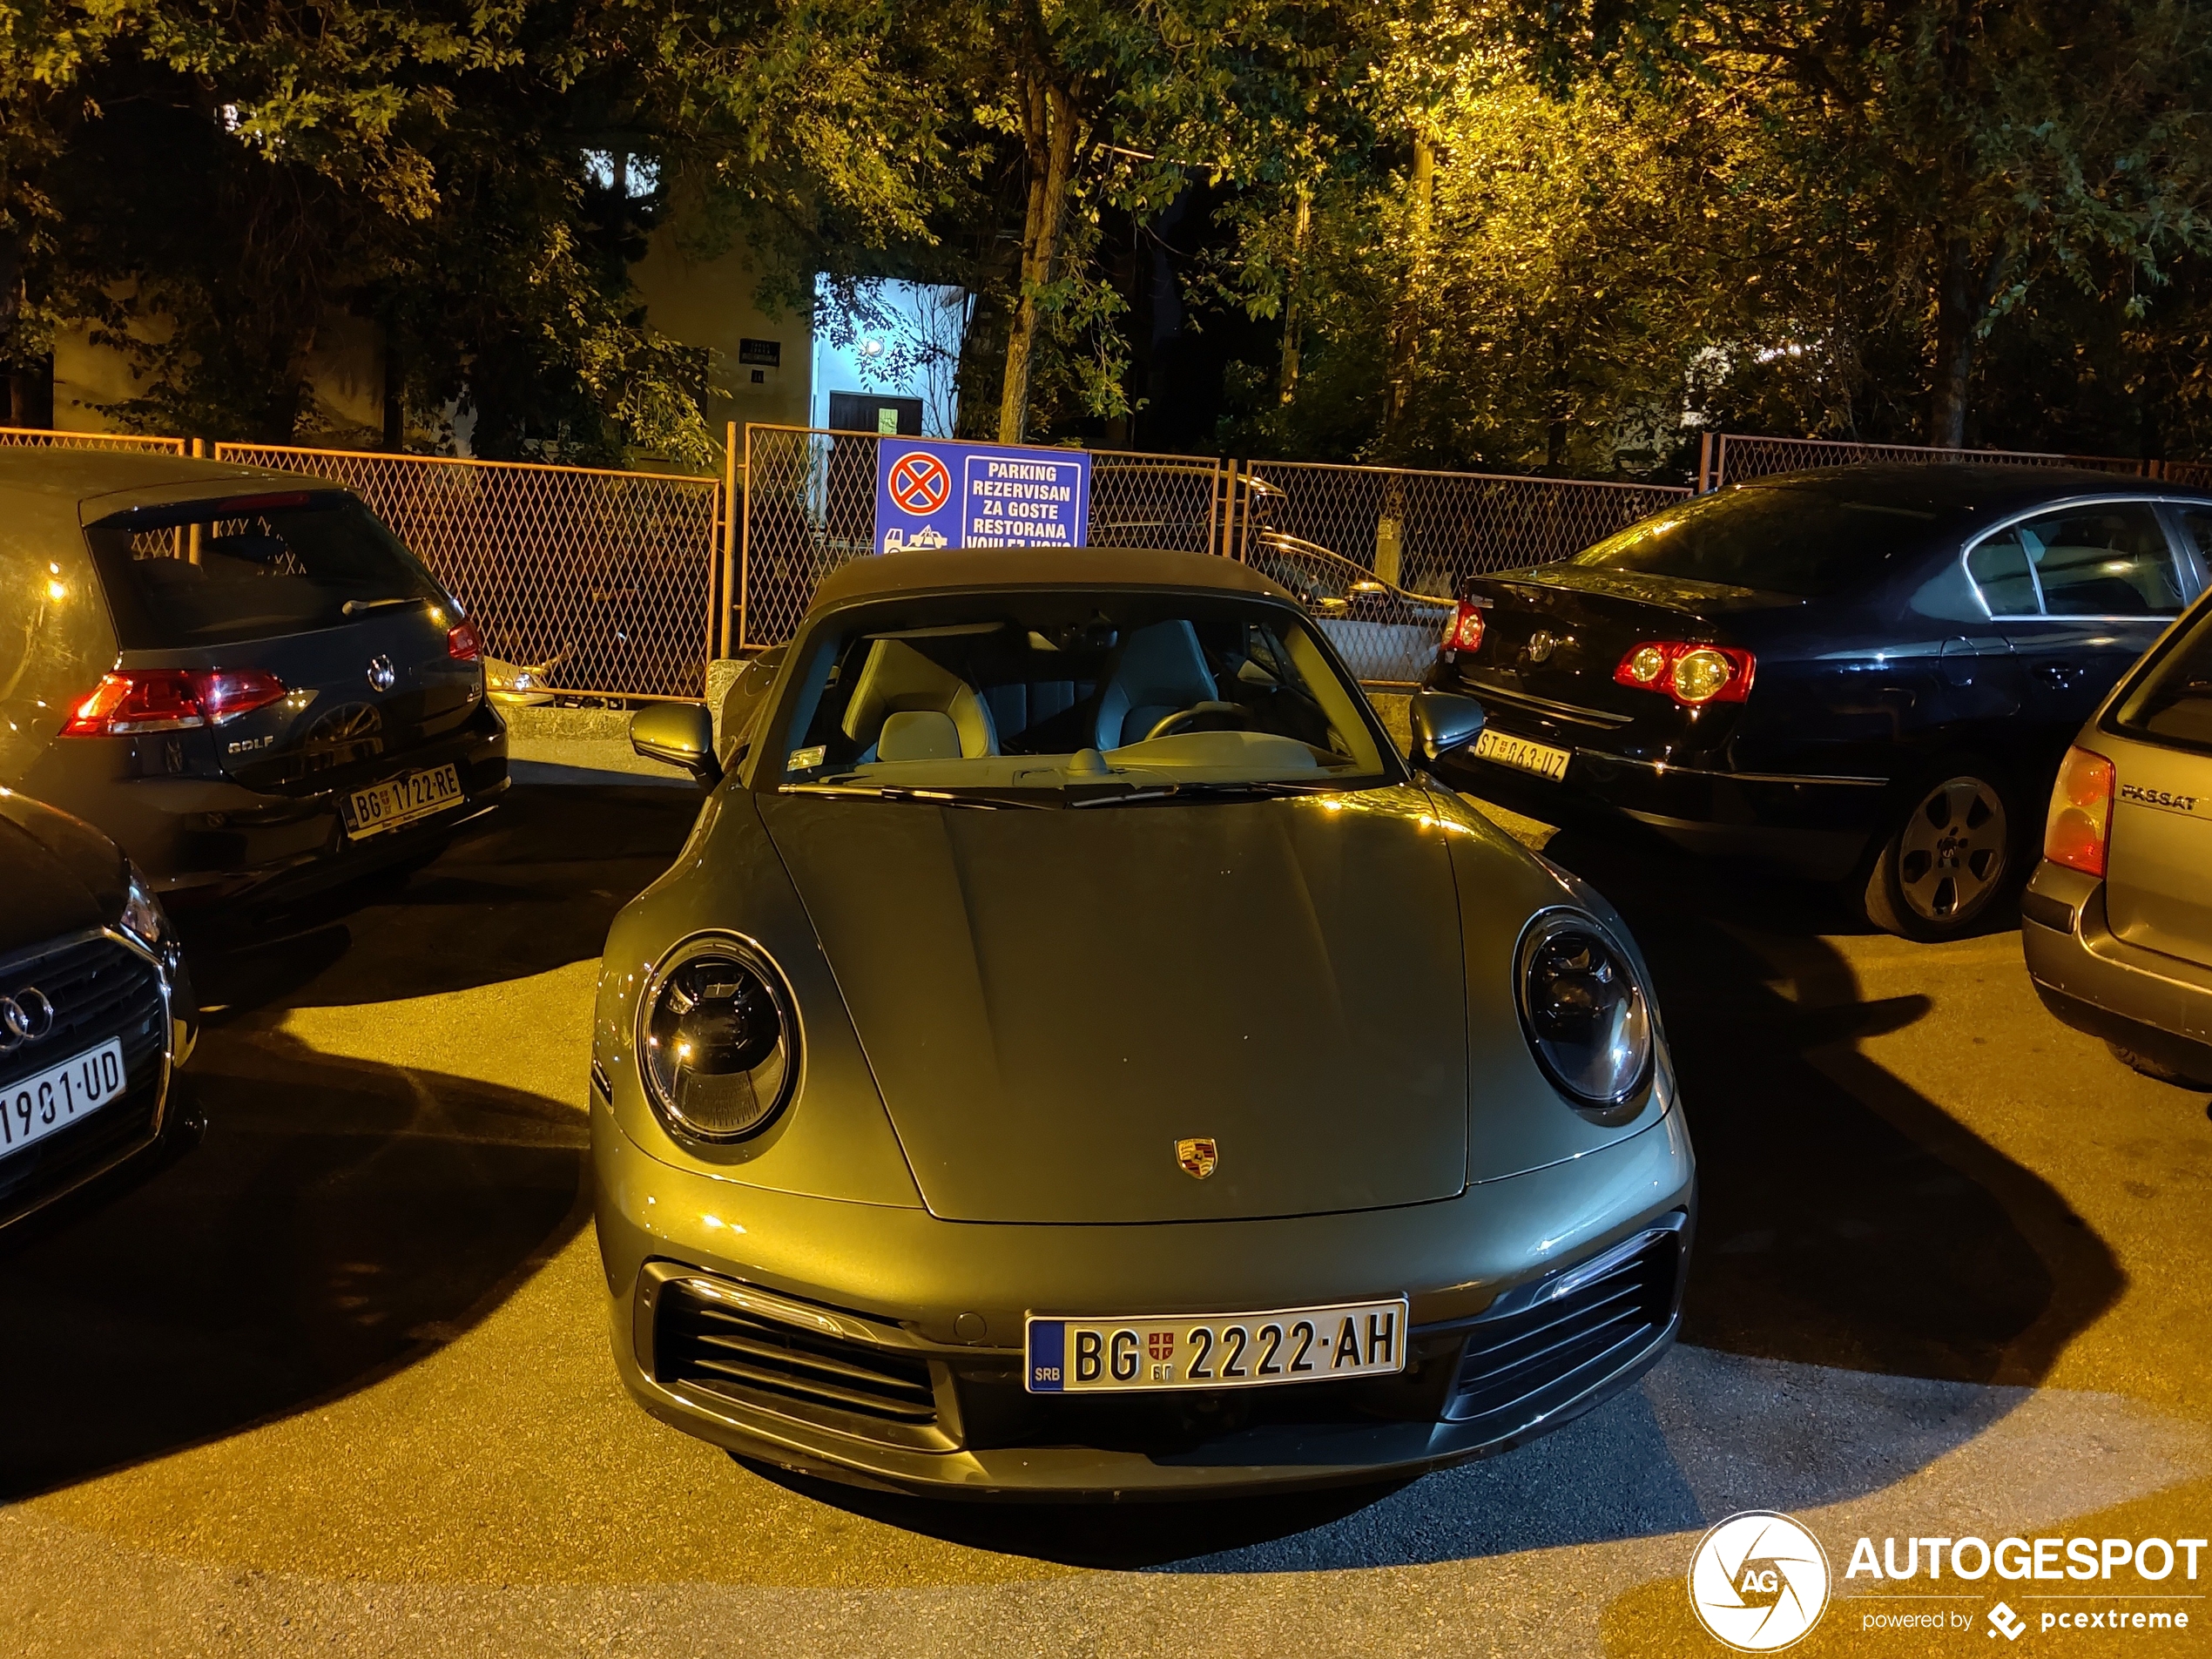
[
  {"left": 1406, "top": 690, "right": 1485, "bottom": 772},
  {"left": 631, "top": 702, "right": 720, "bottom": 785}
]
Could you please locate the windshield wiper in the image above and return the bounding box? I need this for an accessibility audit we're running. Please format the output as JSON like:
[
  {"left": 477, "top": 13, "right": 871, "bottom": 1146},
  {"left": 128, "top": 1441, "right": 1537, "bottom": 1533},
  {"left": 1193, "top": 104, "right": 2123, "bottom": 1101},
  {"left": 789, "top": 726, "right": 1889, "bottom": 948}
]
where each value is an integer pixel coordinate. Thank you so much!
[
  {"left": 1164, "top": 779, "right": 1344, "bottom": 799},
  {"left": 779, "top": 781, "right": 1049, "bottom": 810},
  {"left": 1066, "top": 779, "right": 1345, "bottom": 808},
  {"left": 341, "top": 596, "right": 426, "bottom": 617},
  {"left": 1067, "top": 785, "right": 1180, "bottom": 808}
]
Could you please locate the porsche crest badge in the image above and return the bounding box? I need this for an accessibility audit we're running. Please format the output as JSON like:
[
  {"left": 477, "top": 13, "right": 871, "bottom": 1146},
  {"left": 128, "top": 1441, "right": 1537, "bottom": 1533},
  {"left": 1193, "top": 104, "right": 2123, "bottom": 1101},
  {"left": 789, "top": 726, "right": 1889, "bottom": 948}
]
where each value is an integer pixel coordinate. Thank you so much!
[{"left": 1175, "top": 1137, "right": 1218, "bottom": 1180}]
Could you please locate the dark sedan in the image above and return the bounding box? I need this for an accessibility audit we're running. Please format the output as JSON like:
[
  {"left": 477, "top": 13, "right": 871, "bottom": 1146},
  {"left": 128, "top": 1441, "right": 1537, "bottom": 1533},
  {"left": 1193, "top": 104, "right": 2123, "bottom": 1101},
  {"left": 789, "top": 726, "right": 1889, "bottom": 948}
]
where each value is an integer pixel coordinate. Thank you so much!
[
  {"left": 1424, "top": 465, "right": 2212, "bottom": 938},
  {"left": 0, "top": 448, "right": 508, "bottom": 916},
  {"left": 1, "top": 789, "right": 199, "bottom": 1240}
]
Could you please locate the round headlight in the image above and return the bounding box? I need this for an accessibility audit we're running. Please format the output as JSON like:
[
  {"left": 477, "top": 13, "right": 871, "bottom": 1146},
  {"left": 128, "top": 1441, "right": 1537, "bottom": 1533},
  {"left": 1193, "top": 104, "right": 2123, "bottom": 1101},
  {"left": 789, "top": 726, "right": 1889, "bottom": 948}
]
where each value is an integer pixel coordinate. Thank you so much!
[
  {"left": 1670, "top": 646, "right": 1734, "bottom": 704},
  {"left": 1515, "top": 910, "right": 1654, "bottom": 1107},
  {"left": 637, "top": 934, "right": 796, "bottom": 1141}
]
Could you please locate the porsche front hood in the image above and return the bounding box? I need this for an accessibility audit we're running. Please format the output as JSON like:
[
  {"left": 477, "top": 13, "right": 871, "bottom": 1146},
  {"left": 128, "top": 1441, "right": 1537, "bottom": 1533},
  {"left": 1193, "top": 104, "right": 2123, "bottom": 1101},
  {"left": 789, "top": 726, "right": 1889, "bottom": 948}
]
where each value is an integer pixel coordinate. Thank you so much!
[{"left": 762, "top": 790, "right": 1470, "bottom": 1224}]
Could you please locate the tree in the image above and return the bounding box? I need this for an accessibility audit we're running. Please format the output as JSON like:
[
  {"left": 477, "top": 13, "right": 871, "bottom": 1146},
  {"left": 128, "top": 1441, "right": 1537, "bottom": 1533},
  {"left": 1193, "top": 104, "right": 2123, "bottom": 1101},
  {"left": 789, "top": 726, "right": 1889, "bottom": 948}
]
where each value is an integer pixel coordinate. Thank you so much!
[{"left": 1518, "top": 0, "right": 2212, "bottom": 447}]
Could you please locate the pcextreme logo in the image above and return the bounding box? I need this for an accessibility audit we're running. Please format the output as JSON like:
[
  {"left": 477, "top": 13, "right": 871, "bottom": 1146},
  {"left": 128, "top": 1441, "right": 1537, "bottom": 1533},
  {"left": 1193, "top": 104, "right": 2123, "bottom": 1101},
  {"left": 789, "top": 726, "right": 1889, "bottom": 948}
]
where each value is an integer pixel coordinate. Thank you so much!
[{"left": 1689, "top": 1511, "right": 1833, "bottom": 1651}]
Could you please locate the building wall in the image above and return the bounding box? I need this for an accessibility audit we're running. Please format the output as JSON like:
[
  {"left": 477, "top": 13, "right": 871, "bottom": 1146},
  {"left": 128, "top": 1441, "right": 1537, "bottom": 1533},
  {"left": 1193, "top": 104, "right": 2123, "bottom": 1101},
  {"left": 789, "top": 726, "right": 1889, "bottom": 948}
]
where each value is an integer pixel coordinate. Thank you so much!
[
  {"left": 631, "top": 225, "right": 813, "bottom": 444},
  {"left": 38, "top": 223, "right": 813, "bottom": 454},
  {"left": 49, "top": 309, "right": 386, "bottom": 441}
]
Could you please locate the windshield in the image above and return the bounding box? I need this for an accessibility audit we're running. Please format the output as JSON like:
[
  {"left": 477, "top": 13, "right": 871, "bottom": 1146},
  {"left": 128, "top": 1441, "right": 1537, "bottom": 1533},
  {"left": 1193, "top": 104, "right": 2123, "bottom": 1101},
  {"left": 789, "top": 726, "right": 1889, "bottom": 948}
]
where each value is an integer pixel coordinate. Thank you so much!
[
  {"left": 762, "top": 591, "right": 1393, "bottom": 800},
  {"left": 84, "top": 489, "right": 448, "bottom": 649},
  {"left": 1568, "top": 486, "right": 1933, "bottom": 597},
  {"left": 2110, "top": 598, "right": 2212, "bottom": 754}
]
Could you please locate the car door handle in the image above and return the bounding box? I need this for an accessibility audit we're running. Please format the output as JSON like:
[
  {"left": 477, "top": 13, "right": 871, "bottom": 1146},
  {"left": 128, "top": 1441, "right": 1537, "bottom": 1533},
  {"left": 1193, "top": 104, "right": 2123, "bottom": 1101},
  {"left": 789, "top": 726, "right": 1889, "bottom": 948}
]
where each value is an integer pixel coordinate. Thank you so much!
[{"left": 2035, "top": 663, "right": 2077, "bottom": 689}]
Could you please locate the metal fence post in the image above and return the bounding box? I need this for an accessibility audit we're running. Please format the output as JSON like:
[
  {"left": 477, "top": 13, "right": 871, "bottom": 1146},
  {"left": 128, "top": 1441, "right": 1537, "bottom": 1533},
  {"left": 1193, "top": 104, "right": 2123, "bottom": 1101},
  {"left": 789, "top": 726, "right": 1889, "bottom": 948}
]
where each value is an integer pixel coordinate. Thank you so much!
[
  {"left": 719, "top": 421, "right": 739, "bottom": 659},
  {"left": 738, "top": 422, "right": 755, "bottom": 653},
  {"left": 1218, "top": 458, "right": 1238, "bottom": 559}
]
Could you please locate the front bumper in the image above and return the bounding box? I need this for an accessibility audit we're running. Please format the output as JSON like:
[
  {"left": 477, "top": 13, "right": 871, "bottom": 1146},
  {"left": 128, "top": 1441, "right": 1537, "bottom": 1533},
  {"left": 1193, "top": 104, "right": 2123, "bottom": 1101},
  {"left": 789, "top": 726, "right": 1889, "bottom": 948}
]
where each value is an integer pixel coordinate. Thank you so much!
[
  {"left": 591, "top": 1096, "right": 1696, "bottom": 1499},
  {"left": 0, "top": 924, "right": 195, "bottom": 1240},
  {"left": 2022, "top": 861, "right": 2212, "bottom": 1083}
]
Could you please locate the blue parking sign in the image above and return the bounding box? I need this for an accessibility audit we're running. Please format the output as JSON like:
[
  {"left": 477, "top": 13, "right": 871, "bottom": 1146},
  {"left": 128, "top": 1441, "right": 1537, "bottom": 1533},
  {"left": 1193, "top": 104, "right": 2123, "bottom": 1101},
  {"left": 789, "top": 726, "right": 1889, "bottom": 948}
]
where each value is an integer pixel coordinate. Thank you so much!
[{"left": 873, "top": 438, "right": 1092, "bottom": 555}]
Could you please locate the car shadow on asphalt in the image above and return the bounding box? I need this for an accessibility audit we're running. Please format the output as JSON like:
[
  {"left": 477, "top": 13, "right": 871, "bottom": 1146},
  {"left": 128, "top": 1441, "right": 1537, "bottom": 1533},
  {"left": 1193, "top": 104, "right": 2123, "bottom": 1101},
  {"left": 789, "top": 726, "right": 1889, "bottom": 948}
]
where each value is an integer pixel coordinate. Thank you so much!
[
  {"left": 0, "top": 1035, "right": 587, "bottom": 1501},
  {"left": 1532, "top": 823, "right": 2122, "bottom": 1389},
  {"left": 0, "top": 785, "right": 698, "bottom": 1501},
  {"left": 185, "top": 783, "right": 702, "bottom": 1015}
]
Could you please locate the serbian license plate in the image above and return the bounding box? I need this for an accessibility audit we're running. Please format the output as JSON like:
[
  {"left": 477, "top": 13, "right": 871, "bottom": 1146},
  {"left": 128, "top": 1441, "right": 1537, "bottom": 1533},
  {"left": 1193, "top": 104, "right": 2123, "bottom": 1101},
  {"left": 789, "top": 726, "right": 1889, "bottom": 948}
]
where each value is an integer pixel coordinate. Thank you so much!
[
  {"left": 1473, "top": 728, "right": 1572, "bottom": 782},
  {"left": 1025, "top": 1298, "right": 1409, "bottom": 1394},
  {"left": 1, "top": 1039, "right": 126, "bottom": 1163},
  {"left": 343, "top": 763, "right": 462, "bottom": 839}
]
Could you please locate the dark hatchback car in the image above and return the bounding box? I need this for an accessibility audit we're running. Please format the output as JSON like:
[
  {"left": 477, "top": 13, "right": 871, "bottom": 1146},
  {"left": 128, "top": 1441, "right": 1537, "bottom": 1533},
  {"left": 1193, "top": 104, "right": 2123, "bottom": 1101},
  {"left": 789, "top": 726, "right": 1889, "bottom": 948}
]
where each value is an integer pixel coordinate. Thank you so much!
[
  {"left": 1425, "top": 465, "right": 2212, "bottom": 938},
  {"left": 0, "top": 449, "right": 507, "bottom": 914},
  {"left": 1, "top": 789, "right": 199, "bottom": 1239}
]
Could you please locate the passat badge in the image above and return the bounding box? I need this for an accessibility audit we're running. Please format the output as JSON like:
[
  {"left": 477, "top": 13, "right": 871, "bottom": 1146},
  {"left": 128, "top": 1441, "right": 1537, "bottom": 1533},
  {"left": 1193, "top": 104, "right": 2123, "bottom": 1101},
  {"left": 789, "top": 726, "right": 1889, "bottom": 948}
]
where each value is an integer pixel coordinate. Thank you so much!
[{"left": 1176, "top": 1137, "right": 1218, "bottom": 1180}]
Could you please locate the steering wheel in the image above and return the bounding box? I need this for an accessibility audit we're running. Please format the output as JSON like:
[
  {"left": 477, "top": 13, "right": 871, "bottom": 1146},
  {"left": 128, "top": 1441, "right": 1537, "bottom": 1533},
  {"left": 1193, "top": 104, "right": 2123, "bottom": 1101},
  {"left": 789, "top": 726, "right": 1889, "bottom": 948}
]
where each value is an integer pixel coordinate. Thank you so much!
[{"left": 1143, "top": 701, "right": 1251, "bottom": 741}]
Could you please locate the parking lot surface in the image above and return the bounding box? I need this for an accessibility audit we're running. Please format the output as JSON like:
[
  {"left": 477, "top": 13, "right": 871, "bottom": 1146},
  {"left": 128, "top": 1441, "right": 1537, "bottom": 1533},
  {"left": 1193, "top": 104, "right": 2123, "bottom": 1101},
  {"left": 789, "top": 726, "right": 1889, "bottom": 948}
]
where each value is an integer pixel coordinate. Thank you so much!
[{"left": 3, "top": 780, "right": 2209, "bottom": 1656}]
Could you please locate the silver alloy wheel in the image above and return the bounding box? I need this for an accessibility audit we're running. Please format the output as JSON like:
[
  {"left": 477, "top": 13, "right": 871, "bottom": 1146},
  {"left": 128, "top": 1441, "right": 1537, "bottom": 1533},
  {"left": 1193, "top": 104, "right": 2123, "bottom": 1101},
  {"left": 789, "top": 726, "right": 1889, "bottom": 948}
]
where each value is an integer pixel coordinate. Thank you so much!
[{"left": 1897, "top": 776, "right": 2008, "bottom": 924}]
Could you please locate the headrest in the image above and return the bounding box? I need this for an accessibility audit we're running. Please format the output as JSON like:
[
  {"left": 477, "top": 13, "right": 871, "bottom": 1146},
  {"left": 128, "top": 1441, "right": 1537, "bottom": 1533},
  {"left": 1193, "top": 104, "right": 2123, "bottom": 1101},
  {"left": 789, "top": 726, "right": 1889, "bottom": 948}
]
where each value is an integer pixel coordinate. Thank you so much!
[{"left": 877, "top": 710, "right": 961, "bottom": 761}]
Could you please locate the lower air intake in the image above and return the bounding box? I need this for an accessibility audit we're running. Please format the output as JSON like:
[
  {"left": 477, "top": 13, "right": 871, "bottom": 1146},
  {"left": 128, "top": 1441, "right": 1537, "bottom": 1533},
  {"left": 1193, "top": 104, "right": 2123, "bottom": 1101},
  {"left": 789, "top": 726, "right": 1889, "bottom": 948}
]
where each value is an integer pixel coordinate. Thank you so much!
[
  {"left": 1446, "top": 1224, "right": 1681, "bottom": 1435},
  {"left": 651, "top": 1277, "right": 948, "bottom": 1449}
]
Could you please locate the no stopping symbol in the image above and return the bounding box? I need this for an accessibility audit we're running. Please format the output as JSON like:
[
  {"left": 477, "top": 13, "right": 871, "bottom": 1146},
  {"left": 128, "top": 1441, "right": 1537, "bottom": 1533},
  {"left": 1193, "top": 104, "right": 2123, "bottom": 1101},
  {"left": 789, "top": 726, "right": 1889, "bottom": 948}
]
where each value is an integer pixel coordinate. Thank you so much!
[{"left": 888, "top": 453, "right": 951, "bottom": 515}]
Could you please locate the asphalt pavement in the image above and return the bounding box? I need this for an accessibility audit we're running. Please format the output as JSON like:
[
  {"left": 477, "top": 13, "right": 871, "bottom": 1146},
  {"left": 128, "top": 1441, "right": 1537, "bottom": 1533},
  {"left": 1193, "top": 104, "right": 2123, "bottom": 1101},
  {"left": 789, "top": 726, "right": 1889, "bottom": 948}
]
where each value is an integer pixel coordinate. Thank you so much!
[{"left": 3, "top": 769, "right": 2209, "bottom": 1656}]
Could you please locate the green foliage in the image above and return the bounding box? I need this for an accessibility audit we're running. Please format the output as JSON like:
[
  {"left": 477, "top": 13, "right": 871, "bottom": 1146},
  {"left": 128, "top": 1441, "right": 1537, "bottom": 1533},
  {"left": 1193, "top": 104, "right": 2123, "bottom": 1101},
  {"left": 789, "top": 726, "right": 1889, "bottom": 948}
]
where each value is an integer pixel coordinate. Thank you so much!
[{"left": 6, "top": 0, "right": 2210, "bottom": 467}]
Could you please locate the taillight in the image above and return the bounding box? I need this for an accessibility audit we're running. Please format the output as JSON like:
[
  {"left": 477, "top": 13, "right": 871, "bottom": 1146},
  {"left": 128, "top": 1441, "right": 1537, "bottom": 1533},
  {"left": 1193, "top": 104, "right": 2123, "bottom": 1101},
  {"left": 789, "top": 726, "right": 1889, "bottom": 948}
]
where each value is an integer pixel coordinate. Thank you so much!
[
  {"left": 1613, "top": 641, "right": 1756, "bottom": 706},
  {"left": 60, "top": 669, "right": 287, "bottom": 736},
  {"left": 448, "top": 619, "right": 483, "bottom": 661},
  {"left": 2044, "top": 746, "right": 2114, "bottom": 877},
  {"left": 1442, "top": 601, "right": 1487, "bottom": 652}
]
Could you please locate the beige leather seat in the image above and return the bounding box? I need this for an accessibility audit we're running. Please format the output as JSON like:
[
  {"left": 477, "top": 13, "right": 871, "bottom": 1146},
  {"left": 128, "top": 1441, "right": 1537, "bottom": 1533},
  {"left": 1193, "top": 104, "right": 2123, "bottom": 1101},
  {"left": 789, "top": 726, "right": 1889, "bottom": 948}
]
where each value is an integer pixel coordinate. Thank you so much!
[
  {"left": 1096, "top": 621, "right": 1218, "bottom": 748},
  {"left": 840, "top": 640, "right": 999, "bottom": 759}
]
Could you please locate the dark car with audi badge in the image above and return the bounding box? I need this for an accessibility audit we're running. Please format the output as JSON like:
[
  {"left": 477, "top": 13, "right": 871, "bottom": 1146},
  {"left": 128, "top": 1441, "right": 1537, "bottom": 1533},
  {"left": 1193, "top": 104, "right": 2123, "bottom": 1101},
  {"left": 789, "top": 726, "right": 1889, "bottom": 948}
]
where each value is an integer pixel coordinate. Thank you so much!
[
  {"left": 1, "top": 788, "right": 199, "bottom": 1240},
  {"left": 0, "top": 448, "right": 507, "bottom": 914}
]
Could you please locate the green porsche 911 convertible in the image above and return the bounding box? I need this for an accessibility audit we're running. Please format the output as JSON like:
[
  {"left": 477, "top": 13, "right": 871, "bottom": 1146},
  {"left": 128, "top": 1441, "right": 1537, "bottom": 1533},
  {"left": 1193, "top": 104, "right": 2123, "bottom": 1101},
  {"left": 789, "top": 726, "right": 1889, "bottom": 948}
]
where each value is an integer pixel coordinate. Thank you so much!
[{"left": 590, "top": 546, "right": 1694, "bottom": 1498}]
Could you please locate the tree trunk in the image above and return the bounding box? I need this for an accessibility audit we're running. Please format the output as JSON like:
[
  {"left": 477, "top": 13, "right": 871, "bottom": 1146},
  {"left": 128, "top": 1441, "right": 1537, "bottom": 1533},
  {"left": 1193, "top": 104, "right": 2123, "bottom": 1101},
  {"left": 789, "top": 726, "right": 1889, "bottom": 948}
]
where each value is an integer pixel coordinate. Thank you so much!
[
  {"left": 1930, "top": 235, "right": 1976, "bottom": 447},
  {"left": 382, "top": 314, "right": 405, "bottom": 449},
  {"left": 997, "top": 74, "right": 1077, "bottom": 445},
  {"left": 1930, "top": 236, "right": 2012, "bottom": 448},
  {"left": 1380, "top": 136, "right": 1435, "bottom": 455},
  {"left": 1278, "top": 185, "right": 1311, "bottom": 406}
]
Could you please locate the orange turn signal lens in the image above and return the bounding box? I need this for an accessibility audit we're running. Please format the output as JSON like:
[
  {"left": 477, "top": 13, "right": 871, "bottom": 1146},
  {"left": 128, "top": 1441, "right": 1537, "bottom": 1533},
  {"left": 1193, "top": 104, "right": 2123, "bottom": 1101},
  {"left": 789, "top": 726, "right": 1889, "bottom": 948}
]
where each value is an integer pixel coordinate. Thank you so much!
[{"left": 2043, "top": 746, "right": 2114, "bottom": 878}]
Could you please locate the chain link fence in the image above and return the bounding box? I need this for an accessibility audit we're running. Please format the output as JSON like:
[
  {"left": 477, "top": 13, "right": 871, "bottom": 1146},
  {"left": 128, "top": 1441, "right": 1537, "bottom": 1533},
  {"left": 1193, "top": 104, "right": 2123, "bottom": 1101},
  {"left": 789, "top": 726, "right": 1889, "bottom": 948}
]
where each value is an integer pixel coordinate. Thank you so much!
[
  {"left": 1239, "top": 459, "right": 1689, "bottom": 596},
  {"left": 213, "top": 443, "right": 720, "bottom": 698},
  {"left": 736, "top": 425, "right": 1224, "bottom": 651},
  {"left": 0, "top": 424, "right": 189, "bottom": 455},
  {"left": 1708, "top": 433, "right": 2155, "bottom": 490},
  {"left": 1231, "top": 462, "right": 1689, "bottom": 685},
  {"left": 31, "top": 412, "right": 2207, "bottom": 699}
]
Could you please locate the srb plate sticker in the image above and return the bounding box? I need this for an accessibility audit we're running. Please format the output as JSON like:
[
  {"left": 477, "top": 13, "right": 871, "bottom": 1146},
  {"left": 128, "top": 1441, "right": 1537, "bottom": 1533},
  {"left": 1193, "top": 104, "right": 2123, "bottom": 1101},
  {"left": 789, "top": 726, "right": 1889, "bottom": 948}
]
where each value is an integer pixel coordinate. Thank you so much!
[{"left": 1025, "top": 1298, "right": 1407, "bottom": 1395}]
